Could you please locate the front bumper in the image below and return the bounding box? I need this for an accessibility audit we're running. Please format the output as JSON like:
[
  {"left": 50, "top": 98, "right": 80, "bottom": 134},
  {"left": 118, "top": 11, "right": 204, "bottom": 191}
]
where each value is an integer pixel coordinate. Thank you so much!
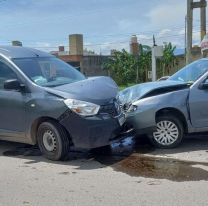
[
  {"left": 125, "top": 107, "right": 156, "bottom": 135},
  {"left": 59, "top": 110, "right": 125, "bottom": 149}
]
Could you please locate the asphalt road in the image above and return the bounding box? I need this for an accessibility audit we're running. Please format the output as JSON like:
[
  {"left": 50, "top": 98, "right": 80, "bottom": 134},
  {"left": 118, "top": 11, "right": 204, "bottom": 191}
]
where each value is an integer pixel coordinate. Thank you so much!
[{"left": 0, "top": 135, "right": 208, "bottom": 206}]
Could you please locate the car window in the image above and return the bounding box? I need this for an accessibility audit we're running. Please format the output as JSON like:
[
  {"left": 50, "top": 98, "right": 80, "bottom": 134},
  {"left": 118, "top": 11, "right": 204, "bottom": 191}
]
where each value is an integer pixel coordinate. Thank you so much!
[
  {"left": 13, "top": 57, "right": 86, "bottom": 87},
  {"left": 169, "top": 60, "right": 208, "bottom": 83},
  {"left": 0, "top": 60, "right": 17, "bottom": 90},
  {"left": 204, "top": 77, "right": 208, "bottom": 83}
]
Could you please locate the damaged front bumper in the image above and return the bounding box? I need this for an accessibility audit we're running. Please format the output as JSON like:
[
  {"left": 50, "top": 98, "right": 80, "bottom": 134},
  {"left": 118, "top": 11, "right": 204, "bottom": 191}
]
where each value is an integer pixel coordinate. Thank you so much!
[
  {"left": 59, "top": 110, "right": 126, "bottom": 149},
  {"left": 125, "top": 107, "right": 156, "bottom": 135}
]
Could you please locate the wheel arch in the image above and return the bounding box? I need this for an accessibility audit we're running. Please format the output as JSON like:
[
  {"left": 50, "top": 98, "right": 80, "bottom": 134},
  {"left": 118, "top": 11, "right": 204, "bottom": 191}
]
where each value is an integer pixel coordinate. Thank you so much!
[
  {"left": 30, "top": 116, "right": 71, "bottom": 144},
  {"left": 155, "top": 107, "right": 188, "bottom": 133}
]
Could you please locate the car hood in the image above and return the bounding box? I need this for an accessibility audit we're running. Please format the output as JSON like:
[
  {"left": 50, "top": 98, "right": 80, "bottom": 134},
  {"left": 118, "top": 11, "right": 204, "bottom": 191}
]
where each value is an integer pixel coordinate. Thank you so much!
[
  {"left": 44, "top": 76, "right": 118, "bottom": 105},
  {"left": 119, "top": 80, "right": 190, "bottom": 105}
]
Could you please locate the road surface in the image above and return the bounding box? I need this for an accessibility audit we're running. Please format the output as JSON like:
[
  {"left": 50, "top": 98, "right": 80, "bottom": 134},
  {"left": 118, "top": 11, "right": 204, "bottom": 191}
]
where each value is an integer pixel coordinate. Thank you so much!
[{"left": 0, "top": 135, "right": 208, "bottom": 206}]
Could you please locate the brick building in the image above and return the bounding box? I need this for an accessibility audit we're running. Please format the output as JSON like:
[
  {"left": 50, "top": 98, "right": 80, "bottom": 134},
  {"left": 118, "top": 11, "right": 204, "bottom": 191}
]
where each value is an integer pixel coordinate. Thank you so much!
[{"left": 51, "top": 34, "right": 109, "bottom": 76}]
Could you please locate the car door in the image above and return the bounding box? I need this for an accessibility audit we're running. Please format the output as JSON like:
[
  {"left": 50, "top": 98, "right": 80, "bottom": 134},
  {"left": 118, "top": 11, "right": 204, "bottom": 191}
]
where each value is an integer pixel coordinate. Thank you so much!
[
  {"left": 0, "top": 58, "right": 26, "bottom": 140},
  {"left": 189, "top": 77, "right": 208, "bottom": 128}
]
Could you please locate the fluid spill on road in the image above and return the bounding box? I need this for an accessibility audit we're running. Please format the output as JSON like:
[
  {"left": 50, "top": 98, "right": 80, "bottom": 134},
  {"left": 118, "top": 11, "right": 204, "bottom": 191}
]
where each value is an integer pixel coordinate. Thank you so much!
[
  {"left": 109, "top": 154, "right": 208, "bottom": 182},
  {"left": 2, "top": 136, "right": 208, "bottom": 182},
  {"left": 92, "top": 137, "right": 208, "bottom": 182}
]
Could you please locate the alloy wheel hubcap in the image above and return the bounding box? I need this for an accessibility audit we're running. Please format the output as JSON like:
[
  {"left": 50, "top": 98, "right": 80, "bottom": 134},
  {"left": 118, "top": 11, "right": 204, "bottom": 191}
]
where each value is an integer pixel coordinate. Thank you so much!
[
  {"left": 43, "top": 130, "right": 57, "bottom": 152},
  {"left": 153, "top": 120, "right": 179, "bottom": 146}
]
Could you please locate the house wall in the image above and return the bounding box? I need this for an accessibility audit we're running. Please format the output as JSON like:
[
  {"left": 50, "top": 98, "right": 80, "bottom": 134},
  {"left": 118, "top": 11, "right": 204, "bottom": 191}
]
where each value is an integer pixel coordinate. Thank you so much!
[{"left": 81, "top": 55, "right": 110, "bottom": 76}]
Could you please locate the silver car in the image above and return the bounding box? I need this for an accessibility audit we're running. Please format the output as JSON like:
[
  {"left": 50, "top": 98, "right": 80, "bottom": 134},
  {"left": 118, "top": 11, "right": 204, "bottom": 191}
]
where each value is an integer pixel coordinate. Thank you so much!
[{"left": 120, "top": 59, "right": 208, "bottom": 148}]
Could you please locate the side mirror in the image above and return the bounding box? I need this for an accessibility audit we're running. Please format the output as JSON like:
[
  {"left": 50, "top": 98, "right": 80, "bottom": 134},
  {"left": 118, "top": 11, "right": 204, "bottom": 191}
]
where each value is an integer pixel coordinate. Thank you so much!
[
  {"left": 4, "top": 79, "right": 24, "bottom": 90},
  {"left": 200, "top": 82, "right": 208, "bottom": 90}
]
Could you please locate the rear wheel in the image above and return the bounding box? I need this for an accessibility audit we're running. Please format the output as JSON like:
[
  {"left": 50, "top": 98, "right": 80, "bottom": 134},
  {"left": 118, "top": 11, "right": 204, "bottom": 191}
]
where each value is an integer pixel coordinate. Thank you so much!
[
  {"left": 37, "top": 121, "right": 71, "bottom": 161},
  {"left": 148, "top": 115, "right": 184, "bottom": 149}
]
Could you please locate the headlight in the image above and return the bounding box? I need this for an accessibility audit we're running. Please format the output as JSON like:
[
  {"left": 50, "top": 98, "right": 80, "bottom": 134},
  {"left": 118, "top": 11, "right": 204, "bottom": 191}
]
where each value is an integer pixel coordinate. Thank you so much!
[
  {"left": 64, "top": 99, "right": 100, "bottom": 117},
  {"left": 128, "top": 104, "right": 137, "bottom": 112}
]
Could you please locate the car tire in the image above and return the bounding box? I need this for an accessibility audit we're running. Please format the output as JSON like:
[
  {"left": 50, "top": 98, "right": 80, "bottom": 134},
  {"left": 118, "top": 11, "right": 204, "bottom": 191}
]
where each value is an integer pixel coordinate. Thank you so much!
[
  {"left": 148, "top": 115, "right": 184, "bottom": 149},
  {"left": 37, "top": 121, "right": 71, "bottom": 161}
]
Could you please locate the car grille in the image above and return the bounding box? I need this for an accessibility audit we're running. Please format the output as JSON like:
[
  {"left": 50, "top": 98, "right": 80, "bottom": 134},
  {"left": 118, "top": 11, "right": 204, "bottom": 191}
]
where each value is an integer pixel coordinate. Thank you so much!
[{"left": 99, "top": 101, "right": 122, "bottom": 117}]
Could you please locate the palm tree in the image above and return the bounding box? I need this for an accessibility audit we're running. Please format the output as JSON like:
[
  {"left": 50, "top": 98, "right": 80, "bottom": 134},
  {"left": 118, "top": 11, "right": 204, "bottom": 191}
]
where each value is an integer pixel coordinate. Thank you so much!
[
  {"left": 162, "top": 43, "right": 177, "bottom": 76},
  {"left": 138, "top": 44, "right": 152, "bottom": 82}
]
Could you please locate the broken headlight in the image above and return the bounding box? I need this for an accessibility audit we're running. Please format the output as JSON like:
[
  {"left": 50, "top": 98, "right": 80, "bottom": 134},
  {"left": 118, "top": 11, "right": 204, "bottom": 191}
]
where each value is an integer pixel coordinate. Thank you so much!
[{"left": 128, "top": 104, "right": 137, "bottom": 112}]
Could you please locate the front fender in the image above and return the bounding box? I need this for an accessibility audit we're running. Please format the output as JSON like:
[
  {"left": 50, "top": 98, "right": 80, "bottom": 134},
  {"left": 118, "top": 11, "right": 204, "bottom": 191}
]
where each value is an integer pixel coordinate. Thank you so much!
[
  {"left": 126, "top": 89, "right": 189, "bottom": 133},
  {"left": 126, "top": 98, "right": 157, "bottom": 133}
]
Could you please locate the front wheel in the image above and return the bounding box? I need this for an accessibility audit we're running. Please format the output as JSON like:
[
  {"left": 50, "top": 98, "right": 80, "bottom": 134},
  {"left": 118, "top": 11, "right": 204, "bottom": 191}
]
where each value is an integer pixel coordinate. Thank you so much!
[
  {"left": 148, "top": 115, "right": 184, "bottom": 149},
  {"left": 37, "top": 121, "right": 71, "bottom": 161}
]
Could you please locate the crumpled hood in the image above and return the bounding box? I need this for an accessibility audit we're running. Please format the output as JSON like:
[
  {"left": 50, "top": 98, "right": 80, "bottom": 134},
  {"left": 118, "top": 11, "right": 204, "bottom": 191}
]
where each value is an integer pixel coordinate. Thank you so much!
[
  {"left": 44, "top": 76, "right": 118, "bottom": 105},
  {"left": 119, "top": 80, "right": 189, "bottom": 105}
]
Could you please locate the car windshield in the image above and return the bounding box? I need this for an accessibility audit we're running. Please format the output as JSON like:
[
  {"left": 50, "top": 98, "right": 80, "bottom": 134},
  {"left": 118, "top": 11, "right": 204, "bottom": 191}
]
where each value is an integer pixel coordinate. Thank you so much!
[
  {"left": 169, "top": 59, "right": 208, "bottom": 83},
  {"left": 13, "top": 57, "right": 86, "bottom": 87}
]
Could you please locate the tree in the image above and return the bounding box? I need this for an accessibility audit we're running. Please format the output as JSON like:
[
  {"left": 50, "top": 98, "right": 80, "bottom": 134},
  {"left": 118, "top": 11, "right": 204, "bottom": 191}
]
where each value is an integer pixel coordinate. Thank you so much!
[
  {"left": 161, "top": 42, "right": 177, "bottom": 76},
  {"left": 138, "top": 44, "right": 152, "bottom": 82},
  {"left": 104, "top": 49, "right": 138, "bottom": 85},
  {"left": 104, "top": 42, "right": 179, "bottom": 85}
]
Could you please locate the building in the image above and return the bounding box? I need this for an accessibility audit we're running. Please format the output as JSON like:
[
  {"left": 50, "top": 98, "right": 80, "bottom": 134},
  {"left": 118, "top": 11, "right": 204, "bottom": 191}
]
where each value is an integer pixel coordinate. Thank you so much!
[
  {"left": 52, "top": 34, "right": 108, "bottom": 76},
  {"left": 69, "top": 34, "right": 83, "bottom": 56},
  {"left": 130, "top": 35, "right": 139, "bottom": 56}
]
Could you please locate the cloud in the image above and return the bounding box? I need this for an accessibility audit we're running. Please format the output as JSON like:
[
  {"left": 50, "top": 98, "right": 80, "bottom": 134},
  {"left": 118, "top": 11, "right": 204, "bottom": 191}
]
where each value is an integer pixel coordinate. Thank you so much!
[
  {"left": 137, "top": 34, "right": 151, "bottom": 41},
  {"left": 147, "top": 1, "right": 186, "bottom": 27},
  {"left": 117, "top": 19, "right": 134, "bottom": 31},
  {"left": 29, "top": 42, "right": 63, "bottom": 52},
  {"left": 85, "top": 41, "right": 129, "bottom": 55},
  {"left": 117, "top": 18, "right": 146, "bottom": 33},
  {"left": 193, "top": 30, "right": 201, "bottom": 45},
  {"left": 158, "top": 29, "right": 171, "bottom": 37},
  {"left": 178, "top": 28, "right": 185, "bottom": 35},
  {"left": 0, "top": 0, "right": 193, "bottom": 54},
  {"left": 34, "top": 42, "right": 51, "bottom": 47}
]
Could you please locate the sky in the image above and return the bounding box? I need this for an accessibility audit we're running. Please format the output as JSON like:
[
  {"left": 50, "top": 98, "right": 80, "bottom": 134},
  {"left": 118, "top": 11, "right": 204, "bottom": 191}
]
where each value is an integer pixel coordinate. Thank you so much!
[{"left": 0, "top": 0, "right": 206, "bottom": 54}]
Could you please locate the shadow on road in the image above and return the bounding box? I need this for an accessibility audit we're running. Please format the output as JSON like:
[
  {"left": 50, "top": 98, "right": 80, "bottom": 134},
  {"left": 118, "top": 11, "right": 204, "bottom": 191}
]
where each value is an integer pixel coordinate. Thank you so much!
[
  {"left": 1, "top": 134, "right": 208, "bottom": 182},
  {"left": 151, "top": 133, "right": 208, "bottom": 155}
]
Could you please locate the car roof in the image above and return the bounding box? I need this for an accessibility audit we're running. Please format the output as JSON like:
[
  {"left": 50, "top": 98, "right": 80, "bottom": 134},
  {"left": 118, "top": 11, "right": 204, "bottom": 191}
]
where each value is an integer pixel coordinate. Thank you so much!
[{"left": 0, "top": 46, "right": 53, "bottom": 59}]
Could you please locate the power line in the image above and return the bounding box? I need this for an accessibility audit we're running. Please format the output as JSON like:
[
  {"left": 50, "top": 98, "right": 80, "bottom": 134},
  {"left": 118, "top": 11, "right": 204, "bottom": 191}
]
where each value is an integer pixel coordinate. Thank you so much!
[
  {"left": 1, "top": 22, "right": 205, "bottom": 51},
  {"left": 25, "top": 28, "right": 204, "bottom": 49},
  {"left": 3, "top": 22, "right": 207, "bottom": 45}
]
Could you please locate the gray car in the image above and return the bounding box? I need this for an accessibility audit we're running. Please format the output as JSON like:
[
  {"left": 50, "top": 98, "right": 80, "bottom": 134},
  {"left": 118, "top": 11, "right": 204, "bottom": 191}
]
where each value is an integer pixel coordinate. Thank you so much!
[
  {"left": 120, "top": 59, "right": 208, "bottom": 148},
  {"left": 0, "top": 46, "right": 125, "bottom": 160}
]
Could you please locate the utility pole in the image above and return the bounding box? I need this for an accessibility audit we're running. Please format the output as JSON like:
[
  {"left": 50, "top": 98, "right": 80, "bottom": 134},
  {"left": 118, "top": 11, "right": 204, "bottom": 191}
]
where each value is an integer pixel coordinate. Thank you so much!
[
  {"left": 186, "top": 0, "right": 207, "bottom": 64},
  {"left": 185, "top": 15, "right": 187, "bottom": 64},
  {"left": 200, "top": 0, "right": 207, "bottom": 41},
  {"left": 186, "top": 0, "right": 193, "bottom": 65}
]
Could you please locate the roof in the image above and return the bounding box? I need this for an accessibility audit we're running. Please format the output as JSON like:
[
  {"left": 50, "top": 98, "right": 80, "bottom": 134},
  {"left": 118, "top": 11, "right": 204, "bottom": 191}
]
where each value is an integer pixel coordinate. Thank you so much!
[{"left": 0, "top": 46, "right": 53, "bottom": 59}]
